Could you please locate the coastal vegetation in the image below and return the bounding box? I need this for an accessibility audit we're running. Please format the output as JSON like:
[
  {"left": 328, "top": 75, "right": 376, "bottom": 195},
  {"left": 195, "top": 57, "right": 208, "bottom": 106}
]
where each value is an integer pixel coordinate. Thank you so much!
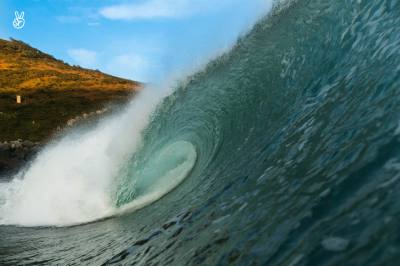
[{"left": 0, "top": 39, "right": 142, "bottom": 142}]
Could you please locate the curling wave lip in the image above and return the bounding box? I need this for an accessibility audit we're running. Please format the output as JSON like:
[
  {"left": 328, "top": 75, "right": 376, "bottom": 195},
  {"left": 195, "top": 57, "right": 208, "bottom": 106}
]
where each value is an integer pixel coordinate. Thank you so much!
[{"left": 115, "top": 140, "right": 197, "bottom": 215}]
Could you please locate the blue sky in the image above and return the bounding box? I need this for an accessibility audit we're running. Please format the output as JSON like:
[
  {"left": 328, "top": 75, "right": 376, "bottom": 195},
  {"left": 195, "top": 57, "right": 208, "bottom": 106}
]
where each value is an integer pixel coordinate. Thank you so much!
[{"left": 0, "top": 0, "right": 271, "bottom": 82}]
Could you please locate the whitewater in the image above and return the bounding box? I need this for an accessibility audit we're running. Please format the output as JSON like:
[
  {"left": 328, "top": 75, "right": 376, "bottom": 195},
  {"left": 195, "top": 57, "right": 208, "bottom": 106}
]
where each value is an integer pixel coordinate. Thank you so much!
[{"left": 0, "top": 89, "right": 165, "bottom": 226}]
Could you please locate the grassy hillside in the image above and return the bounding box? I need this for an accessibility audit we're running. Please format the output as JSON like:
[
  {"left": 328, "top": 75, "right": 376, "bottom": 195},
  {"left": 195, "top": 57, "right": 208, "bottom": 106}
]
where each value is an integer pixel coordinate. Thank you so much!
[{"left": 0, "top": 39, "right": 142, "bottom": 141}]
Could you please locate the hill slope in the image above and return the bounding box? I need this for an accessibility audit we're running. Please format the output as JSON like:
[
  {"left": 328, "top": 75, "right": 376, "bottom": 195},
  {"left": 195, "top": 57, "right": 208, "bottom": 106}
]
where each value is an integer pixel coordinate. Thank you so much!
[{"left": 0, "top": 39, "right": 142, "bottom": 141}]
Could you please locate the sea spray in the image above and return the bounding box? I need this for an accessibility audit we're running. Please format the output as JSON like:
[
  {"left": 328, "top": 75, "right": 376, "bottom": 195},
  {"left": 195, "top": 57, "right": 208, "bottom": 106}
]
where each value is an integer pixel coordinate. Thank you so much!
[{"left": 0, "top": 88, "right": 164, "bottom": 226}]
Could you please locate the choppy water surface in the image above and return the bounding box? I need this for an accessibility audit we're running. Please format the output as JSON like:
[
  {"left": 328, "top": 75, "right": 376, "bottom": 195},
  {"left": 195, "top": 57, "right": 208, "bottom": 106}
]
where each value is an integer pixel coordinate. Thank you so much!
[{"left": 2, "top": 0, "right": 400, "bottom": 265}]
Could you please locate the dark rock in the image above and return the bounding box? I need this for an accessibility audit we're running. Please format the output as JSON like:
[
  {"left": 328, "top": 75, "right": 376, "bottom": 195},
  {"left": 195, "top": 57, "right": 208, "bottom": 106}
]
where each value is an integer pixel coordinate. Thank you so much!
[
  {"left": 0, "top": 143, "right": 9, "bottom": 152},
  {"left": 22, "top": 140, "right": 35, "bottom": 147},
  {"left": 0, "top": 139, "right": 41, "bottom": 177}
]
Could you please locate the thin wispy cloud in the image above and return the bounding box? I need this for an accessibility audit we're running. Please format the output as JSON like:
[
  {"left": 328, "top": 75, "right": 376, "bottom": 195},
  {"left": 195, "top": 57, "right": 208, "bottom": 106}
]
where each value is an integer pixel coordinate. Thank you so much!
[
  {"left": 106, "top": 54, "right": 151, "bottom": 82},
  {"left": 99, "top": 0, "right": 189, "bottom": 20},
  {"left": 99, "top": 0, "right": 234, "bottom": 20},
  {"left": 56, "top": 6, "right": 100, "bottom": 25},
  {"left": 68, "top": 49, "right": 98, "bottom": 68}
]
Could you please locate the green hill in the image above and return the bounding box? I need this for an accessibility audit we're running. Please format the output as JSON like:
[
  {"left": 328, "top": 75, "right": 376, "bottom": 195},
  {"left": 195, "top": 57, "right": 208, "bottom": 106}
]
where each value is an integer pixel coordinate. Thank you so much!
[{"left": 0, "top": 39, "right": 142, "bottom": 141}]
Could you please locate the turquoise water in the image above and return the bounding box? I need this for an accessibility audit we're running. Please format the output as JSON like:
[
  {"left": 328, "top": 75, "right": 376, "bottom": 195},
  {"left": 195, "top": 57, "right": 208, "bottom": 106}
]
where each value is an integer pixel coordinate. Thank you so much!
[{"left": 2, "top": 0, "right": 400, "bottom": 264}]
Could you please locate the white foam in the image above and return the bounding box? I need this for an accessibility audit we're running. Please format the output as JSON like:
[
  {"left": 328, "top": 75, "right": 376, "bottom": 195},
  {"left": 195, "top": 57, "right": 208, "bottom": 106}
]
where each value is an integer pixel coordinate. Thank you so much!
[{"left": 0, "top": 89, "right": 163, "bottom": 227}]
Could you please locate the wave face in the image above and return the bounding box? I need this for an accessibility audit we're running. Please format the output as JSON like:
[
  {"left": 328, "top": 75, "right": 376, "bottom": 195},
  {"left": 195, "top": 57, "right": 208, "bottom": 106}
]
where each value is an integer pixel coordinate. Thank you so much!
[{"left": 2, "top": 0, "right": 400, "bottom": 264}]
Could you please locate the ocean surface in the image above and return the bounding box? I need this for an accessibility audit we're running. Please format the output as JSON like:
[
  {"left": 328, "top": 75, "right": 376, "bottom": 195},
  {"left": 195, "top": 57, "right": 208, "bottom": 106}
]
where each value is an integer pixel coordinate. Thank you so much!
[{"left": 2, "top": 0, "right": 400, "bottom": 265}]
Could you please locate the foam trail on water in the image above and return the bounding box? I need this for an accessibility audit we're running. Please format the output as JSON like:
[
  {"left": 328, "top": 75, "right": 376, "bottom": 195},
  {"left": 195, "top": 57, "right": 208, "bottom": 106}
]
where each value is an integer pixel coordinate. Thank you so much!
[{"left": 0, "top": 88, "right": 164, "bottom": 227}]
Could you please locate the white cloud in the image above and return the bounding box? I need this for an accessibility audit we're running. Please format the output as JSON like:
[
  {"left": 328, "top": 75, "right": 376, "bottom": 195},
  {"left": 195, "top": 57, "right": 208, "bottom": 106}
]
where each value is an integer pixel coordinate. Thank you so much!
[
  {"left": 67, "top": 49, "right": 98, "bottom": 68},
  {"left": 99, "top": 0, "right": 233, "bottom": 20},
  {"left": 99, "top": 0, "right": 187, "bottom": 20},
  {"left": 106, "top": 54, "right": 151, "bottom": 82}
]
